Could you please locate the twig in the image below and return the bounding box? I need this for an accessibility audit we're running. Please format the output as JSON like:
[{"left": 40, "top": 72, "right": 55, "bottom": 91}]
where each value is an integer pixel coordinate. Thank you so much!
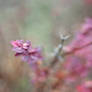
[{"left": 49, "top": 35, "right": 70, "bottom": 68}]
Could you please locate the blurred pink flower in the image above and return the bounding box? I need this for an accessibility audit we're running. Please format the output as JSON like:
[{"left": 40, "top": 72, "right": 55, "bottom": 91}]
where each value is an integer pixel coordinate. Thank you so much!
[
  {"left": 64, "top": 56, "right": 89, "bottom": 83},
  {"left": 64, "top": 18, "right": 92, "bottom": 82},
  {"left": 64, "top": 18, "right": 92, "bottom": 68},
  {"left": 77, "top": 81, "right": 92, "bottom": 92},
  {"left": 32, "top": 68, "right": 49, "bottom": 84},
  {"left": 65, "top": 56, "right": 88, "bottom": 76}
]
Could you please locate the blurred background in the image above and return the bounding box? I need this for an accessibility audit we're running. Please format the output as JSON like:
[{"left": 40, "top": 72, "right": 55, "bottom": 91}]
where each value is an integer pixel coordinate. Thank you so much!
[{"left": 0, "top": 0, "right": 92, "bottom": 92}]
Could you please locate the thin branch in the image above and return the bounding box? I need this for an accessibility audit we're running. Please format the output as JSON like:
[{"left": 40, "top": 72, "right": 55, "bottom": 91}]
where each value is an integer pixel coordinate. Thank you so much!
[{"left": 49, "top": 35, "right": 70, "bottom": 68}]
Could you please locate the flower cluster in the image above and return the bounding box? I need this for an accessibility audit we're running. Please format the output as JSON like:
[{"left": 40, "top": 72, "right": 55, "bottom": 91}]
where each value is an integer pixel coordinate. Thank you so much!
[
  {"left": 11, "top": 40, "right": 43, "bottom": 66},
  {"left": 63, "top": 18, "right": 92, "bottom": 82},
  {"left": 65, "top": 18, "right": 92, "bottom": 54},
  {"left": 77, "top": 81, "right": 92, "bottom": 92}
]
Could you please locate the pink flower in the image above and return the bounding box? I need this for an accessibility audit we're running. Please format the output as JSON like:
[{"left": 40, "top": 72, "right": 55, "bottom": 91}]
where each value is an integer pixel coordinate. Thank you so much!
[
  {"left": 11, "top": 40, "right": 43, "bottom": 65},
  {"left": 77, "top": 81, "right": 92, "bottom": 92},
  {"left": 64, "top": 18, "right": 92, "bottom": 68},
  {"left": 65, "top": 18, "right": 92, "bottom": 53},
  {"left": 64, "top": 18, "right": 92, "bottom": 82},
  {"left": 64, "top": 56, "right": 88, "bottom": 83}
]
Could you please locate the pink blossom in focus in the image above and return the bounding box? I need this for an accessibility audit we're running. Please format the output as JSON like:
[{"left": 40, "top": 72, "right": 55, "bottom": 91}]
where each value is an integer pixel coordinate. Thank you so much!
[{"left": 11, "top": 40, "right": 43, "bottom": 66}]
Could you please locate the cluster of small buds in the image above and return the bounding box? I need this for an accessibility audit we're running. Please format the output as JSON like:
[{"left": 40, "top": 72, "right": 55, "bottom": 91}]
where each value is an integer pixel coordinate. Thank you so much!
[{"left": 11, "top": 40, "right": 43, "bottom": 67}]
